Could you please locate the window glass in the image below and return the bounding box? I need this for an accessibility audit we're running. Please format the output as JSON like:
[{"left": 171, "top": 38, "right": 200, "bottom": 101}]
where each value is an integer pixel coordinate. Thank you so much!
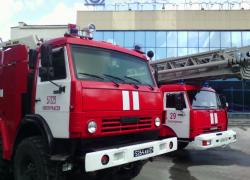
[
  {"left": 114, "top": 31, "right": 124, "bottom": 47},
  {"left": 221, "top": 31, "right": 231, "bottom": 48},
  {"left": 178, "top": 31, "right": 187, "bottom": 47},
  {"left": 41, "top": 48, "right": 66, "bottom": 81},
  {"left": 93, "top": 31, "right": 103, "bottom": 41},
  {"left": 188, "top": 31, "right": 198, "bottom": 47},
  {"left": 233, "top": 90, "right": 243, "bottom": 112},
  {"left": 70, "top": 45, "right": 155, "bottom": 87},
  {"left": 156, "top": 32, "right": 166, "bottom": 47},
  {"left": 244, "top": 90, "right": 250, "bottom": 112},
  {"left": 210, "top": 31, "right": 220, "bottom": 48},
  {"left": 166, "top": 93, "right": 186, "bottom": 108},
  {"left": 156, "top": 48, "right": 166, "bottom": 60},
  {"left": 199, "top": 48, "right": 209, "bottom": 53},
  {"left": 178, "top": 48, "right": 188, "bottom": 57},
  {"left": 232, "top": 32, "right": 242, "bottom": 47},
  {"left": 188, "top": 48, "right": 198, "bottom": 55},
  {"left": 167, "top": 31, "right": 177, "bottom": 47},
  {"left": 104, "top": 31, "right": 114, "bottom": 44},
  {"left": 199, "top": 31, "right": 209, "bottom": 48},
  {"left": 167, "top": 48, "right": 177, "bottom": 58},
  {"left": 187, "top": 90, "right": 221, "bottom": 109},
  {"left": 146, "top": 31, "right": 156, "bottom": 47},
  {"left": 145, "top": 48, "right": 156, "bottom": 61},
  {"left": 125, "top": 31, "right": 135, "bottom": 47},
  {"left": 242, "top": 31, "right": 250, "bottom": 46},
  {"left": 135, "top": 31, "right": 145, "bottom": 48}
]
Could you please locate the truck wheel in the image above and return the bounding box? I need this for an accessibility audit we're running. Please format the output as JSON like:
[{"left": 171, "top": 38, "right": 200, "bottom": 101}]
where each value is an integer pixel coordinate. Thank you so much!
[
  {"left": 0, "top": 135, "right": 14, "bottom": 180},
  {"left": 177, "top": 142, "right": 189, "bottom": 150},
  {"left": 14, "top": 136, "right": 66, "bottom": 180}
]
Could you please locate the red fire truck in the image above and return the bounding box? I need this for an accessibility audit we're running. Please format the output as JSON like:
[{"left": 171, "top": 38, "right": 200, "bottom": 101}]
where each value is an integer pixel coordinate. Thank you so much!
[
  {"left": 150, "top": 48, "right": 248, "bottom": 150},
  {"left": 159, "top": 83, "right": 236, "bottom": 150},
  {"left": 0, "top": 24, "right": 177, "bottom": 180}
]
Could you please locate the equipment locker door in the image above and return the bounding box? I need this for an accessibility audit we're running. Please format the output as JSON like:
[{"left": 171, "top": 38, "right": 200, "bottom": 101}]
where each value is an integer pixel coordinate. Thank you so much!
[
  {"left": 35, "top": 47, "right": 71, "bottom": 138},
  {"left": 163, "top": 92, "right": 190, "bottom": 138}
]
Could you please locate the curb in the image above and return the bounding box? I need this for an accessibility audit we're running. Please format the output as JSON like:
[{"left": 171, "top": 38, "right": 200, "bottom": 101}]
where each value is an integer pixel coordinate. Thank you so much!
[{"left": 228, "top": 121, "right": 250, "bottom": 126}]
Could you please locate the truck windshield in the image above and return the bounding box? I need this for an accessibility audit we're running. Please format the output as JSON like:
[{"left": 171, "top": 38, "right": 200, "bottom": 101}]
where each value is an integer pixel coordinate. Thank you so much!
[
  {"left": 187, "top": 90, "right": 221, "bottom": 110},
  {"left": 70, "top": 45, "right": 155, "bottom": 87}
]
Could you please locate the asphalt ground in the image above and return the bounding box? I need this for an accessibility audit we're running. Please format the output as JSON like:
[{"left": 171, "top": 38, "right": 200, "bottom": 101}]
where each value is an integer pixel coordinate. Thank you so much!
[{"left": 67, "top": 126, "right": 250, "bottom": 180}]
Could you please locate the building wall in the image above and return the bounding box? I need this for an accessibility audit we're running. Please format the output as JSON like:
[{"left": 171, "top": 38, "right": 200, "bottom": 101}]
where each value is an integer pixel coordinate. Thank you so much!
[
  {"left": 11, "top": 23, "right": 68, "bottom": 41},
  {"left": 77, "top": 10, "right": 250, "bottom": 30}
]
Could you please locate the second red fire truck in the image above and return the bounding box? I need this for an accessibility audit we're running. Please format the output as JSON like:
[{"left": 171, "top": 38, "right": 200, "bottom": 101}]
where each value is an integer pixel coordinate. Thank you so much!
[{"left": 150, "top": 48, "right": 243, "bottom": 150}]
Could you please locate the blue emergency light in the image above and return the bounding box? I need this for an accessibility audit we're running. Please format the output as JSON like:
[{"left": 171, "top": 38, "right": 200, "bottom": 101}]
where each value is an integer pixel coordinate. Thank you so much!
[
  {"left": 179, "top": 79, "right": 184, "bottom": 84},
  {"left": 70, "top": 28, "right": 78, "bottom": 35},
  {"left": 204, "top": 82, "right": 209, "bottom": 87}
]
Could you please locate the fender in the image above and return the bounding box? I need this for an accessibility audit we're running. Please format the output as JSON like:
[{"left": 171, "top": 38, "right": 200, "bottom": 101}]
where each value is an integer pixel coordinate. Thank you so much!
[
  {"left": 0, "top": 120, "right": 11, "bottom": 159},
  {"left": 159, "top": 125, "right": 177, "bottom": 138},
  {"left": 13, "top": 114, "right": 54, "bottom": 158}
]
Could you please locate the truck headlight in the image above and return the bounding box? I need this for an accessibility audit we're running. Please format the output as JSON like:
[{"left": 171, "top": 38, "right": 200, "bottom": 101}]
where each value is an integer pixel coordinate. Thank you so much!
[
  {"left": 87, "top": 121, "right": 97, "bottom": 133},
  {"left": 155, "top": 117, "right": 161, "bottom": 127}
]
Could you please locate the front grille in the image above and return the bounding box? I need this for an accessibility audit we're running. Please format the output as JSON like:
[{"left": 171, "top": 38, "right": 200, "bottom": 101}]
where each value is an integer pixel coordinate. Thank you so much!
[
  {"left": 198, "top": 124, "right": 227, "bottom": 134},
  {"left": 203, "top": 126, "right": 222, "bottom": 133},
  {"left": 101, "top": 117, "right": 152, "bottom": 133}
]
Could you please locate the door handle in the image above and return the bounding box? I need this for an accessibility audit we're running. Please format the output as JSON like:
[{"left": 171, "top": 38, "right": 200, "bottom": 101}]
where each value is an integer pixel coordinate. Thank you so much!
[{"left": 35, "top": 98, "right": 41, "bottom": 103}]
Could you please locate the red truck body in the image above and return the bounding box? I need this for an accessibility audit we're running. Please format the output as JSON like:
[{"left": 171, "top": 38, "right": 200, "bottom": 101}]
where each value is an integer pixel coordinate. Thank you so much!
[
  {"left": 159, "top": 84, "right": 236, "bottom": 150},
  {"left": 0, "top": 33, "right": 177, "bottom": 180}
]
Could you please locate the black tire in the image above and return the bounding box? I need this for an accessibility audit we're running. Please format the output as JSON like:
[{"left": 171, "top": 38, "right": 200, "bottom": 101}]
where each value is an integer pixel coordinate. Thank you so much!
[
  {"left": 177, "top": 141, "right": 189, "bottom": 150},
  {"left": 14, "top": 136, "right": 66, "bottom": 180},
  {"left": 0, "top": 134, "right": 14, "bottom": 180}
]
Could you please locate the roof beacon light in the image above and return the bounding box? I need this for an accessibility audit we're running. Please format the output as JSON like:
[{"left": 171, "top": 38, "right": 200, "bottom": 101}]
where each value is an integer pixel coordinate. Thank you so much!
[
  {"left": 179, "top": 79, "right": 184, "bottom": 84},
  {"left": 82, "top": 24, "right": 96, "bottom": 37},
  {"left": 68, "top": 24, "right": 78, "bottom": 35},
  {"left": 133, "top": 43, "right": 145, "bottom": 54},
  {"left": 134, "top": 45, "right": 141, "bottom": 51},
  {"left": 204, "top": 82, "right": 209, "bottom": 87}
]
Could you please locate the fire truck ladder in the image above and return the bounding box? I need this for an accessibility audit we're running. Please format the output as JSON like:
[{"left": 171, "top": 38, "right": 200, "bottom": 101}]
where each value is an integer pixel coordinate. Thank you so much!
[
  {"left": 150, "top": 46, "right": 250, "bottom": 85},
  {"left": 0, "top": 35, "right": 41, "bottom": 50}
]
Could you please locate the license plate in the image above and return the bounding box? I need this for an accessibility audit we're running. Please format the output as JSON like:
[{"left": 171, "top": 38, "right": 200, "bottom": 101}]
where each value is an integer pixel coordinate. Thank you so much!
[
  {"left": 210, "top": 127, "right": 218, "bottom": 130},
  {"left": 134, "top": 147, "right": 153, "bottom": 157},
  {"left": 220, "top": 137, "right": 228, "bottom": 142}
]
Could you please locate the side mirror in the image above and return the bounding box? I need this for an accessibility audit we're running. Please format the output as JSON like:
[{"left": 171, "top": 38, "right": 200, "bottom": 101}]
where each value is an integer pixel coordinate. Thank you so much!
[
  {"left": 175, "top": 93, "right": 184, "bottom": 110},
  {"left": 41, "top": 43, "right": 52, "bottom": 67},
  {"left": 39, "top": 67, "right": 54, "bottom": 79},
  {"left": 28, "top": 49, "right": 37, "bottom": 69},
  {"left": 222, "top": 96, "right": 227, "bottom": 109}
]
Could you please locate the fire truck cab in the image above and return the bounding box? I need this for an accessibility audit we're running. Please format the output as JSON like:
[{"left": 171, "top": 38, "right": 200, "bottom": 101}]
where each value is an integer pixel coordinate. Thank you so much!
[
  {"left": 159, "top": 83, "right": 236, "bottom": 150},
  {"left": 0, "top": 25, "right": 177, "bottom": 180}
]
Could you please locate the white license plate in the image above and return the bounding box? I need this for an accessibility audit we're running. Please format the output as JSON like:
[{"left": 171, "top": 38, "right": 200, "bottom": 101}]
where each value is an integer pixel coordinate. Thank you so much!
[
  {"left": 220, "top": 137, "right": 228, "bottom": 142},
  {"left": 134, "top": 147, "right": 153, "bottom": 157}
]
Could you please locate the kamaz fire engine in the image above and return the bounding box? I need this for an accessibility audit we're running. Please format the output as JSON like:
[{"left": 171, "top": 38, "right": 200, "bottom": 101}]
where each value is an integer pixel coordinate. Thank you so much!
[
  {"left": 150, "top": 47, "right": 250, "bottom": 150},
  {"left": 0, "top": 24, "right": 177, "bottom": 180}
]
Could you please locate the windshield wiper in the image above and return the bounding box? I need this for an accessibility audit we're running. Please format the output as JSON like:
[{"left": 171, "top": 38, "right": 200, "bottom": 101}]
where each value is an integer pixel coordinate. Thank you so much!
[
  {"left": 124, "top": 76, "right": 154, "bottom": 90},
  {"left": 122, "top": 76, "right": 139, "bottom": 89},
  {"left": 78, "top": 73, "right": 104, "bottom": 80},
  {"left": 103, "top": 74, "right": 125, "bottom": 82},
  {"left": 79, "top": 73, "right": 119, "bottom": 87},
  {"left": 192, "top": 105, "right": 217, "bottom": 112}
]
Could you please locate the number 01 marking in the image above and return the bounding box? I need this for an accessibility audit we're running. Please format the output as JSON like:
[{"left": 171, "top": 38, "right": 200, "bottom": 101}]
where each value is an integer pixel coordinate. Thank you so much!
[{"left": 170, "top": 113, "right": 176, "bottom": 119}]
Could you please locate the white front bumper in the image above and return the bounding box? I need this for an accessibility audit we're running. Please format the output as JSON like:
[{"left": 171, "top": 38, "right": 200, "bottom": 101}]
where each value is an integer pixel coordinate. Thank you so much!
[
  {"left": 194, "top": 129, "right": 236, "bottom": 150},
  {"left": 85, "top": 137, "right": 177, "bottom": 172}
]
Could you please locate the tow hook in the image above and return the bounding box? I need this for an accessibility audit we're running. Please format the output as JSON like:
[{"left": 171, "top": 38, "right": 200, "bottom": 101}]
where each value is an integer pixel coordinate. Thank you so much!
[
  {"left": 149, "top": 157, "right": 155, "bottom": 162},
  {"left": 221, "top": 144, "right": 227, "bottom": 148},
  {"left": 62, "top": 163, "right": 73, "bottom": 171},
  {"left": 124, "top": 163, "right": 133, "bottom": 170}
]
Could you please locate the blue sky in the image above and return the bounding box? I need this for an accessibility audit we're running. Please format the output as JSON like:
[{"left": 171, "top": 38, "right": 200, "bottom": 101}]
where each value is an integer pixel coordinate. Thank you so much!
[
  {"left": 0, "top": 0, "right": 96, "bottom": 41},
  {"left": 0, "top": 0, "right": 249, "bottom": 42}
]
